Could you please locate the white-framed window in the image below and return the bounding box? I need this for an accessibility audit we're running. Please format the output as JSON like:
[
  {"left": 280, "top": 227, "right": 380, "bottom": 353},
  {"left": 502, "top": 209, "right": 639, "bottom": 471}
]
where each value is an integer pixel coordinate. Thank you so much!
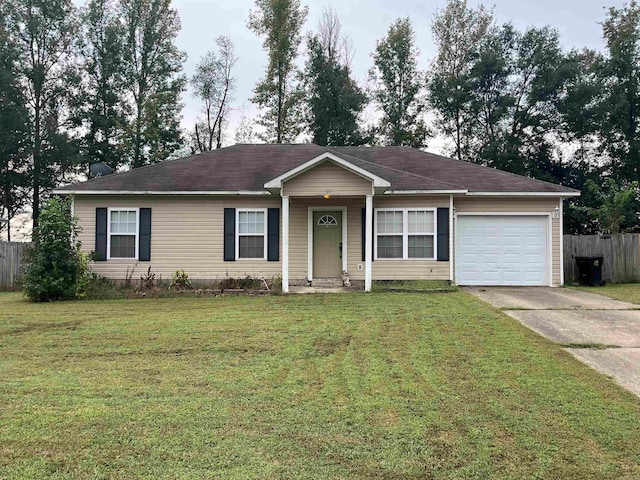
[
  {"left": 375, "top": 208, "right": 436, "bottom": 260},
  {"left": 236, "top": 209, "right": 267, "bottom": 260},
  {"left": 107, "top": 208, "right": 139, "bottom": 259}
]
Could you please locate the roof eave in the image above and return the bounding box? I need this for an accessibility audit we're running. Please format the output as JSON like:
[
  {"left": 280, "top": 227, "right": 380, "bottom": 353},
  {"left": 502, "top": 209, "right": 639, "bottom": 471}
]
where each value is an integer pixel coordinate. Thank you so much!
[
  {"left": 52, "top": 189, "right": 273, "bottom": 196},
  {"left": 465, "top": 191, "right": 581, "bottom": 197}
]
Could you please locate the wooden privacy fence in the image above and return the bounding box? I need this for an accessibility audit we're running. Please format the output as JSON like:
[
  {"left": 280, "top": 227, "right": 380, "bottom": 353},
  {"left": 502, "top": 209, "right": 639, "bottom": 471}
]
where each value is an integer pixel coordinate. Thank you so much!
[
  {"left": 0, "top": 242, "right": 28, "bottom": 291},
  {"left": 563, "top": 234, "right": 640, "bottom": 284}
]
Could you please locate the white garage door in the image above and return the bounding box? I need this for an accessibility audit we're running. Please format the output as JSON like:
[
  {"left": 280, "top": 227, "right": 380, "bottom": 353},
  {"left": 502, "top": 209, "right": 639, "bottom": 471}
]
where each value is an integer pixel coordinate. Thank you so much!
[{"left": 456, "top": 215, "right": 549, "bottom": 286}]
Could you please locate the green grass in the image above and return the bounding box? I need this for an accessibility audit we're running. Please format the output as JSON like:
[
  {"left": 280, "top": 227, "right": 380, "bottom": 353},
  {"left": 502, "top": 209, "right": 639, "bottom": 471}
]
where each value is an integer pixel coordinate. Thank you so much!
[
  {"left": 1, "top": 292, "right": 639, "bottom": 479},
  {"left": 371, "top": 279, "right": 456, "bottom": 292},
  {"left": 573, "top": 283, "right": 640, "bottom": 305}
]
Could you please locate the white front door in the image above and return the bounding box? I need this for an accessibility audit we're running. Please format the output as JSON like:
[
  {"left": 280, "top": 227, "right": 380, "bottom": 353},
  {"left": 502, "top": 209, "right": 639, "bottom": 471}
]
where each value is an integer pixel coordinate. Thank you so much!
[{"left": 455, "top": 215, "right": 549, "bottom": 286}]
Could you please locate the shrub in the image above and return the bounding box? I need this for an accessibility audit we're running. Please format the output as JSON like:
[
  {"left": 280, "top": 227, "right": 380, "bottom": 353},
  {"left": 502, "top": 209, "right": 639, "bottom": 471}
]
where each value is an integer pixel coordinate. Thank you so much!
[
  {"left": 22, "top": 197, "right": 86, "bottom": 301},
  {"left": 171, "top": 270, "right": 191, "bottom": 290}
]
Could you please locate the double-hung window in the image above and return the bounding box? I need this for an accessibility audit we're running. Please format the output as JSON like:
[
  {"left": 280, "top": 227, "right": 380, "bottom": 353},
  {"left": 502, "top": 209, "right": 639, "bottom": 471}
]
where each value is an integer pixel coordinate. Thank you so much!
[
  {"left": 375, "top": 208, "right": 436, "bottom": 259},
  {"left": 236, "top": 209, "right": 267, "bottom": 260},
  {"left": 108, "top": 208, "right": 139, "bottom": 259}
]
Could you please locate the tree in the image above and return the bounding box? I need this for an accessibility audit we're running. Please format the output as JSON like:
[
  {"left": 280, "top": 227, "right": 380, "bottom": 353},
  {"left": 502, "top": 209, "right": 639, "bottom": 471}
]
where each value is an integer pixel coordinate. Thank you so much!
[
  {"left": 120, "top": 0, "right": 186, "bottom": 167},
  {"left": 369, "top": 18, "right": 429, "bottom": 148},
  {"left": 315, "top": 7, "right": 353, "bottom": 69},
  {"left": 584, "top": 178, "right": 639, "bottom": 234},
  {"left": 0, "top": 12, "right": 30, "bottom": 241},
  {"left": 598, "top": 1, "right": 640, "bottom": 181},
  {"left": 22, "top": 196, "right": 87, "bottom": 301},
  {"left": 234, "top": 116, "right": 258, "bottom": 144},
  {"left": 75, "top": 0, "right": 128, "bottom": 172},
  {"left": 248, "top": 0, "right": 308, "bottom": 143},
  {"left": 305, "top": 9, "right": 367, "bottom": 146},
  {"left": 7, "top": 0, "right": 81, "bottom": 226},
  {"left": 191, "top": 36, "right": 238, "bottom": 152},
  {"left": 429, "top": 0, "right": 493, "bottom": 160}
]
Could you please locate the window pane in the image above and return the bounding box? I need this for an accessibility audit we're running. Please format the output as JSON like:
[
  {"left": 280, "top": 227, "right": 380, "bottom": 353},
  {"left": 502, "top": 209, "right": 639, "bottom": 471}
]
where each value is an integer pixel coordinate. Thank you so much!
[
  {"left": 110, "top": 210, "right": 137, "bottom": 234},
  {"left": 377, "top": 211, "right": 403, "bottom": 234},
  {"left": 239, "top": 235, "right": 264, "bottom": 258},
  {"left": 238, "top": 211, "right": 265, "bottom": 234},
  {"left": 377, "top": 235, "right": 403, "bottom": 258},
  {"left": 408, "top": 211, "right": 434, "bottom": 234},
  {"left": 110, "top": 235, "right": 136, "bottom": 258},
  {"left": 408, "top": 235, "right": 434, "bottom": 258}
]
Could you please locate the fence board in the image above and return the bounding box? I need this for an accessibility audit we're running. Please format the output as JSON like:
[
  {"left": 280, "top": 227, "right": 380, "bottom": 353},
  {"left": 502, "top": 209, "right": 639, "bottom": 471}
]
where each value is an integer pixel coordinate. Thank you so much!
[
  {"left": 563, "top": 234, "right": 640, "bottom": 284},
  {"left": 0, "top": 242, "right": 28, "bottom": 291}
]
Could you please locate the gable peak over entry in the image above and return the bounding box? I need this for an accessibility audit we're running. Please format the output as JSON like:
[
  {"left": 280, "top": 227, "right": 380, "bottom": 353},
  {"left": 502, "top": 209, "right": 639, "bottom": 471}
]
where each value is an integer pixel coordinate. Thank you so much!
[{"left": 263, "top": 152, "right": 391, "bottom": 196}]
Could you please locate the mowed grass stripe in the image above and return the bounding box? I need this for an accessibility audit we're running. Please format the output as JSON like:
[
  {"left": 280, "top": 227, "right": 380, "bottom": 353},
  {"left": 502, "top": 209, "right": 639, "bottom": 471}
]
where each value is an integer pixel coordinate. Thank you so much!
[{"left": 0, "top": 292, "right": 639, "bottom": 479}]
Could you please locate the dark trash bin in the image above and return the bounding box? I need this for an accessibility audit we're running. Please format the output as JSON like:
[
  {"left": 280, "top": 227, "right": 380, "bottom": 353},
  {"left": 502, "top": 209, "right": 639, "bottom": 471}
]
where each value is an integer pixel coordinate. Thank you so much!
[{"left": 575, "top": 255, "right": 604, "bottom": 286}]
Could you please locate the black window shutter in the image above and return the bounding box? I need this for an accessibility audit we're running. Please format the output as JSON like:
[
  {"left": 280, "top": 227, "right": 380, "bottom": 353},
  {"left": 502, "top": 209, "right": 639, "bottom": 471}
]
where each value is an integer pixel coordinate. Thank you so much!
[
  {"left": 361, "top": 207, "right": 374, "bottom": 262},
  {"left": 224, "top": 208, "right": 236, "bottom": 261},
  {"left": 139, "top": 208, "right": 152, "bottom": 261},
  {"left": 437, "top": 208, "right": 450, "bottom": 261},
  {"left": 95, "top": 208, "right": 107, "bottom": 261},
  {"left": 267, "top": 208, "right": 280, "bottom": 261}
]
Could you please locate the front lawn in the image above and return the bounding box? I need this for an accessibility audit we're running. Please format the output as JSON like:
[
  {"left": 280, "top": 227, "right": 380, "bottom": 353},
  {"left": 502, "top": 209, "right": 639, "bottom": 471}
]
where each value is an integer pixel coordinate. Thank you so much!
[
  {"left": 1, "top": 292, "right": 639, "bottom": 479},
  {"left": 574, "top": 283, "right": 640, "bottom": 305}
]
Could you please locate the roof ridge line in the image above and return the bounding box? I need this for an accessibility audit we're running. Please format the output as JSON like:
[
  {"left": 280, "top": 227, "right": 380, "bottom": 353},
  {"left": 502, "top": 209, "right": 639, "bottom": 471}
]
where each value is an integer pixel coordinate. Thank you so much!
[
  {"left": 325, "top": 148, "right": 467, "bottom": 190},
  {"left": 433, "top": 151, "right": 580, "bottom": 192}
]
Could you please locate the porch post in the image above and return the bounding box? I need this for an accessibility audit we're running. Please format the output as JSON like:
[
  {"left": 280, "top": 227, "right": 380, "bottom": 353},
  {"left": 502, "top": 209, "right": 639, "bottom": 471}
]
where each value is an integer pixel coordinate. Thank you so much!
[
  {"left": 282, "top": 196, "right": 289, "bottom": 293},
  {"left": 365, "top": 194, "right": 373, "bottom": 291}
]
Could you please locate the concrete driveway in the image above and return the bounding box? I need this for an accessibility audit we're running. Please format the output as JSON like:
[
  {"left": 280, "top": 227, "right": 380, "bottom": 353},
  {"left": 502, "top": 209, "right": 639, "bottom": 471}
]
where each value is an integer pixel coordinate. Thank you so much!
[{"left": 466, "top": 287, "right": 640, "bottom": 397}]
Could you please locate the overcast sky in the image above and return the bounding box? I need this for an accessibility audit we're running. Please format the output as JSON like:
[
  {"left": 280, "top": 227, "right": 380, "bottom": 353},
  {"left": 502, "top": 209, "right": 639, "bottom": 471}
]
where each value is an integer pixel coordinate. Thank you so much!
[{"left": 169, "top": 0, "right": 622, "bottom": 153}]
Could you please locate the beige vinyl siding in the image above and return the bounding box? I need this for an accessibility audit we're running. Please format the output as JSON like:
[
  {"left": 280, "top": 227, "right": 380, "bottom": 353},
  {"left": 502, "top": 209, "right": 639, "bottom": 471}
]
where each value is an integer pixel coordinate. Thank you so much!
[
  {"left": 288, "top": 197, "right": 365, "bottom": 281},
  {"left": 75, "top": 195, "right": 282, "bottom": 281},
  {"left": 454, "top": 197, "right": 561, "bottom": 286},
  {"left": 372, "top": 196, "right": 450, "bottom": 280},
  {"left": 282, "top": 161, "right": 373, "bottom": 197}
]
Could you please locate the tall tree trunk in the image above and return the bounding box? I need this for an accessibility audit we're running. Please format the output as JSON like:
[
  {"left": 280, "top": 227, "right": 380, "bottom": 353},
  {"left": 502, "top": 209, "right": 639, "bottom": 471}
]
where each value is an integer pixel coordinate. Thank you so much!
[
  {"left": 32, "top": 93, "right": 41, "bottom": 228},
  {"left": 134, "top": 102, "right": 142, "bottom": 167},
  {"left": 277, "top": 65, "right": 284, "bottom": 143}
]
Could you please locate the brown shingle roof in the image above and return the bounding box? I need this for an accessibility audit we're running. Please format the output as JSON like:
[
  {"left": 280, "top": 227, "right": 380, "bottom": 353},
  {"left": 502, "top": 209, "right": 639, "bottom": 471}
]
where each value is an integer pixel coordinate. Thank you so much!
[{"left": 58, "top": 144, "right": 578, "bottom": 194}]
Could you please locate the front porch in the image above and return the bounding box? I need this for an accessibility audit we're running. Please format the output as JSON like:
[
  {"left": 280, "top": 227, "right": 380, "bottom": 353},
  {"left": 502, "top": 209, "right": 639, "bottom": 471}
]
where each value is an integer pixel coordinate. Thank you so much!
[{"left": 281, "top": 195, "right": 374, "bottom": 293}]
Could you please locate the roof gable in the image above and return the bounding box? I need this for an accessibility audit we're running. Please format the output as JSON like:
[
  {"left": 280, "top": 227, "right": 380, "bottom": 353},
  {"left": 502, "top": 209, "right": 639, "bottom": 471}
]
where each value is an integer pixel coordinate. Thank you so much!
[{"left": 264, "top": 152, "right": 390, "bottom": 194}]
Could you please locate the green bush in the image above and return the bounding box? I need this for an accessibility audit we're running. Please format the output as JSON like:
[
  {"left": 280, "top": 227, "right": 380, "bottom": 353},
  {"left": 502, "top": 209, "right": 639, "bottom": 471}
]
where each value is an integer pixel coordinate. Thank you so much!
[
  {"left": 171, "top": 270, "right": 191, "bottom": 290},
  {"left": 22, "top": 197, "right": 86, "bottom": 301}
]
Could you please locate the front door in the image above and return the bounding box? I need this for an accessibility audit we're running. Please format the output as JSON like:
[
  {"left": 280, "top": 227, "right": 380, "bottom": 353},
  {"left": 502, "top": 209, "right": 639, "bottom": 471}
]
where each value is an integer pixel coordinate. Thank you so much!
[{"left": 313, "top": 211, "right": 342, "bottom": 277}]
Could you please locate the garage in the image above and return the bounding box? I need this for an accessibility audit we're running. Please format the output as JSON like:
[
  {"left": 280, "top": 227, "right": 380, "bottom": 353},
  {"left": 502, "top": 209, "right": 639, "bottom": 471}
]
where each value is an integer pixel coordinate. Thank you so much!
[{"left": 455, "top": 215, "right": 549, "bottom": 286}]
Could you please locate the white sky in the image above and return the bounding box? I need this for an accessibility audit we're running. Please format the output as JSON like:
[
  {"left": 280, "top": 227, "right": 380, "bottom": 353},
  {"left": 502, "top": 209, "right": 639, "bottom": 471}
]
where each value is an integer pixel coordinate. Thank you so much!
[{"left": 172, "top": 0, "right": 619, "bottom": 152}]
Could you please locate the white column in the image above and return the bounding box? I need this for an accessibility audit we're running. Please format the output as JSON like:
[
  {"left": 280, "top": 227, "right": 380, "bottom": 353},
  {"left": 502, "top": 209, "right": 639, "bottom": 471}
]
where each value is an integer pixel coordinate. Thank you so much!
[
  {"left": 559, "top": 198, "right": 564, "bottom": 286},
  {"left": 365, "top": 194, "right": 373, "bottom": 292},
  {"left": 282, "top": 196, "right": 290, "bottom": 293},
  {"left": 449, "top": 195, "right": 454, "bottom": 283}
]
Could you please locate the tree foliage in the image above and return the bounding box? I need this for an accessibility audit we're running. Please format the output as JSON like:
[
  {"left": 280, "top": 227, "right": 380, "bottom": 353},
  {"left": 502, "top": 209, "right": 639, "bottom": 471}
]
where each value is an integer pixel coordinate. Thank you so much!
[
  {"left": 0, "top": 11, "right": 30, "bottom": 241},
  {"left": 305, "top": 9, "right": 367, "bottom": 146},
  {"left": 191, "top": 36, "right": 238, "bottom": 152},
  {"left": 6, "top": 0, "right": 81, "bottom": 225},
  {"left": 22, "top": 196, "right": 87, "bottom": 301},
  {"left": 120, "top": 0, "right": 186, "bottom": 167},
  {"left": 429, "top": 0, "right": 493, "bottom": 160},
  {"left": 248, "top": 0, "right": 308, "bottom": 143},
  {"left": 584, "top": 178, "right": 639, "bottom": 234},
  {"left": 75, "top": 0, "right": 128, "bottom": 172},
  {"left": 369, "top": 18, "right": 429, "bottom": 148}
]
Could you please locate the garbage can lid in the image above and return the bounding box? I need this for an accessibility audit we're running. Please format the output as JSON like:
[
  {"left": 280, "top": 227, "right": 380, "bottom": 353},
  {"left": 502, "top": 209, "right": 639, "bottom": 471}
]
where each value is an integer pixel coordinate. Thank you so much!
[{"left": 575, "top": 255, "right": 604, "bottom": 260}]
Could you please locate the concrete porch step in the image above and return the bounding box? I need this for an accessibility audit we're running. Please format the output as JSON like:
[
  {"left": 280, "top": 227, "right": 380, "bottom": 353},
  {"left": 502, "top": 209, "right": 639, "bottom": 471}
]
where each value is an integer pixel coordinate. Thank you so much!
[{"left": 311, "top": 277, "right": 343, "bottom": 288}]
